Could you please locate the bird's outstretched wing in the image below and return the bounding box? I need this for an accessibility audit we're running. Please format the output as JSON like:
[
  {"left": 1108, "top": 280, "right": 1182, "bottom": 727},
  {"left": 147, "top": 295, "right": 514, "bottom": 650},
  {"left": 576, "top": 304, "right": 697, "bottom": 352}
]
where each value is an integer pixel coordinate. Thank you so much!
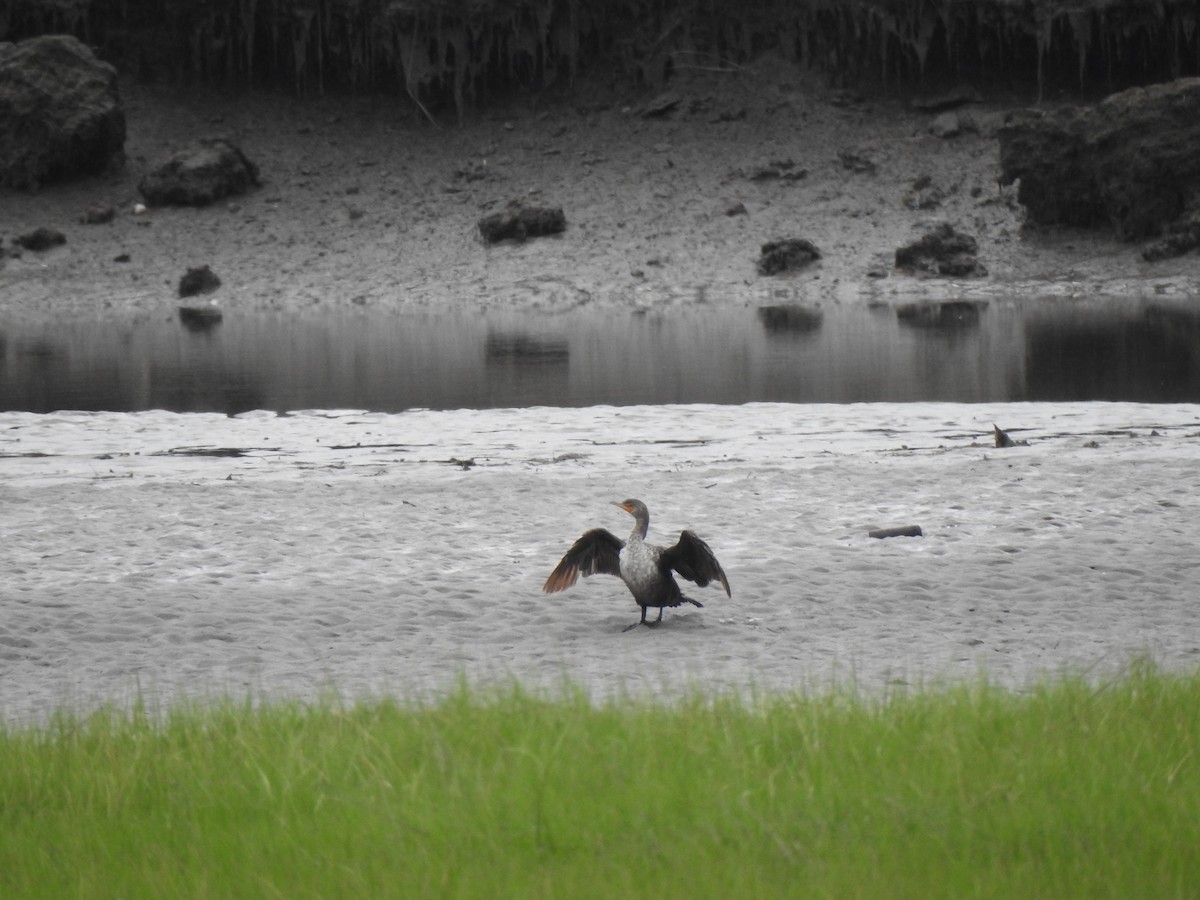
[
  {"left": 543, "top": 528, "right": 624, "bottom": 593},
  {"left": 661, "top": 530, "right": 731, "bottom": 596}
]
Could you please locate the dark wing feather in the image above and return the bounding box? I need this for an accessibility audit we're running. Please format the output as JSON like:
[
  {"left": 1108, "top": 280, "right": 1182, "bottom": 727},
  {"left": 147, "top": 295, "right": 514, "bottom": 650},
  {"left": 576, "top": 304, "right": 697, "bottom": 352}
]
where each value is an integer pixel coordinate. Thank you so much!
[
  {"left": 543, "top": 528, "right": 624, "bottom": 593},
  {"left": 661, "top": 530, "right": 731, "bottom": 597}
]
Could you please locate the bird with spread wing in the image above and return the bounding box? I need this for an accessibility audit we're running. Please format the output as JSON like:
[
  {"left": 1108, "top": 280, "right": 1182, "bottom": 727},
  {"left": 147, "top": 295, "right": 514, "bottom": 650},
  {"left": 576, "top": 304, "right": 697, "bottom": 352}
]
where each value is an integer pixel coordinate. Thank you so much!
[{"left": 544, "top": 499, "right": 731, "bottom": 631}]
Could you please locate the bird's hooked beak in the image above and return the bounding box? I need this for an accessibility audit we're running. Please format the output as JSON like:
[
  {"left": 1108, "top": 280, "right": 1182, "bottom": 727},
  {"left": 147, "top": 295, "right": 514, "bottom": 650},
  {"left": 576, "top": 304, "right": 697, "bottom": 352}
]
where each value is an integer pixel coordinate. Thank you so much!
[{"left": 611, "top": 500, "right": 633, "bottom": 515}]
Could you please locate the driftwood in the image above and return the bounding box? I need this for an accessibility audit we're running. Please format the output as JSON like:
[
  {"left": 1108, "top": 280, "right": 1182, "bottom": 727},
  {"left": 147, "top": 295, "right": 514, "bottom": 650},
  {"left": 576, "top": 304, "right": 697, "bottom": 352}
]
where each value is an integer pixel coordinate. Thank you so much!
[
  {"left": 993, "top": 424, "right": 1029, "bottom": 447},
  {"left": 868, "top": 525, "right": 923, "bottom": 539}
]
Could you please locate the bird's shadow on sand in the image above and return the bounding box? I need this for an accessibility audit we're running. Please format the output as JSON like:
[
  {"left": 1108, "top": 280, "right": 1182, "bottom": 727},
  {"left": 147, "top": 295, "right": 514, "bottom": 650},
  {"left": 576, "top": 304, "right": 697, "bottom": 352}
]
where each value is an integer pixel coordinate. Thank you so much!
[{"left": 608, "top": 611, "right": 708, "bottom": 634}]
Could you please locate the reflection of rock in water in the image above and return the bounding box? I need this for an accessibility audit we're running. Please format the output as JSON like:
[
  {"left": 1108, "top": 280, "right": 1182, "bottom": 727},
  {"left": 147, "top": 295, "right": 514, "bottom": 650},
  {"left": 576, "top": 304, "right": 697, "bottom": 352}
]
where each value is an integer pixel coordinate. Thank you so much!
[
  {"left": 756, "top": 304, "right": 824, "bottom": 338},
  {"left": 179, "top": 305, "right": 224, "bottom": 332},
  {"left": 1025, "top": 306, "right": 1200, "bottom": 402},
  {"left": 485, "top": 333, "right": 569, "bottom": 366},
  {"left": 1146, "top": 303, "right": 1200, "bottom": 332},
  {"left": 896, "top": 300, "right": 984, "bottom": 331}
]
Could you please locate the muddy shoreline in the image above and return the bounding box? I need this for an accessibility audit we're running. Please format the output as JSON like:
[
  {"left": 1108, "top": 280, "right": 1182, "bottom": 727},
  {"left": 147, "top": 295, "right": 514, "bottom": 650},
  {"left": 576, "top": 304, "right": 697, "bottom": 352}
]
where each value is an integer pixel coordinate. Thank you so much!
[{"left": 2, "top": 59, "right": 1197, "bottom": 327}]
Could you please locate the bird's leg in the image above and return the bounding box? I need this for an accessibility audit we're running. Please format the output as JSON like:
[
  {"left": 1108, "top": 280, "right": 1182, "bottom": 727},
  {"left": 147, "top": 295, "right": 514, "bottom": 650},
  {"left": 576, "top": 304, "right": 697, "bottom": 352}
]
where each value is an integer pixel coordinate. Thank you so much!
[
  {"left": 623, "top": 605, "right": 652, "bottom": 632},
  {"left": 653, "top": 606, "right": 665, "bottom": 624}
]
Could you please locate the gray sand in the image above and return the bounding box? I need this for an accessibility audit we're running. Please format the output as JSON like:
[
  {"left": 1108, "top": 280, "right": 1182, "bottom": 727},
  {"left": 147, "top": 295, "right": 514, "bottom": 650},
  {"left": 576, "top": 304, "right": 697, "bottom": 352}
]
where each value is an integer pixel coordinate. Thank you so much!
[{"left": 3, "top": 402, "right": 1198, "bottom": 725}]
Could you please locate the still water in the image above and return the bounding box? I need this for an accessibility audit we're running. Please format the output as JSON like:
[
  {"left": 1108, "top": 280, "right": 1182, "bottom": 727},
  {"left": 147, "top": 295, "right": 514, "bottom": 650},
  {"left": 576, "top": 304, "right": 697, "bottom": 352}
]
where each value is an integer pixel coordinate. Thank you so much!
[{"left": 2, "top": 296, "right": 1198, "bottom": 414}]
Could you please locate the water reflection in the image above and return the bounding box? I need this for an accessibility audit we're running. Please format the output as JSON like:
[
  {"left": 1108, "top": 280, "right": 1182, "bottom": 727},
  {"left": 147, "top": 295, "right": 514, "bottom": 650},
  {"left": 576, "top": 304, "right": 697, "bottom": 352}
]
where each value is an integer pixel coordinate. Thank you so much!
[
  {"left": 1, "top": 296, "right": 1197, "bottom": 414},
  {"left": 756, "top": 304, "right": 824, "bottom": 338},
  {"left": 1024, "top": 301, "right": 1200, "bottom": 402},
  {"left": 485, "top": 333, "right": 570, "bottom": 366},
  {"left": 895, "top": 300, "right": 985, "bottom": 332}
]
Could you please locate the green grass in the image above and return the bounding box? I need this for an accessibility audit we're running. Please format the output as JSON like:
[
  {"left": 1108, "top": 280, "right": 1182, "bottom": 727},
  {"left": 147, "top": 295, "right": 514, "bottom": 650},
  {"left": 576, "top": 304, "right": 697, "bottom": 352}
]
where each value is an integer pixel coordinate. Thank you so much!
[{"left": 2, "top": 664, "right": 1199, "bottom": 899}]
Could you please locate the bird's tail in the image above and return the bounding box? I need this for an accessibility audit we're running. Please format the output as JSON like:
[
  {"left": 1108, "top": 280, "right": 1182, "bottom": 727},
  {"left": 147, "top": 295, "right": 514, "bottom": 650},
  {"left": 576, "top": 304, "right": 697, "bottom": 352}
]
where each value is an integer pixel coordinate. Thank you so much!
[{"left": 682, "top": 596, "right": 704, "bottom": 609}]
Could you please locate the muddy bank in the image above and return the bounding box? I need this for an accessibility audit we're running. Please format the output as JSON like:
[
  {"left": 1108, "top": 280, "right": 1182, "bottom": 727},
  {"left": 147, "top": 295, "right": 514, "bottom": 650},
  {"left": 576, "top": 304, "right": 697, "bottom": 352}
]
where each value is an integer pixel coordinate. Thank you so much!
[{"left": 3, "top": 55, "right": 1198, "bottom": 327}]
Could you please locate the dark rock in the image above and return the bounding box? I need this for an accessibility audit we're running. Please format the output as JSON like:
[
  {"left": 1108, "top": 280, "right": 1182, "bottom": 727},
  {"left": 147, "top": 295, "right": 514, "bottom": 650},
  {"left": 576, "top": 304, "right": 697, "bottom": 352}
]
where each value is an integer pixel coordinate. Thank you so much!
[
  {"left": 751, "top": 166, "right": 806, "bottom": 183},
  {"left": 178, "top": 265, "right": 221, "bottom": 298},
  {"left": 724, "top": 201, "right": 748, "bottom": 217},
  {"left": 639, "top": 91, "right": 681, "bottom": 118},
  {"left": 1142, "top": 211, "right": 1200, "bottom": 261},
  {"left": 0, "top": 35, "right": 125, "bottom": 190},
  {"left": 903, "top": 175, "right": 945, "bottom": 210},
  {"left": 140, "top": 138, "right": 260, "bottom": 207},
  {"left": 478, "top": 200, "right": 566, "bottom": 244},
  {"left": 929, "top": 112, "right": 967, "bottom": 139},
  {"left": 998, "top": 77, "right": 1200, "bottom": 240},
  {"left": 81, "top": 204, "right": 116, "bottom": 224},
  {"left": 454, "top": 158, "right": 497, "bottom": 184},
  {"left": 829, "top": 90, "right": 864, "bottom": 107},
  {"left": 710, "top": 106, "right": 747, "bottom": 123},
  {"left": 757, "top": 238, "right": 821, "bottom": 276},
  {"left": 838, "top": 150, "right": 877, "bottom": 175},
  {"left": 894, "top": 224, "right": 987, "bottom": 278},
  {"left": 16, "top": 227, "right": 66, "bottom": 251},
  {"left": 745, "top": 159, "right": 807, "bottom": 182}
]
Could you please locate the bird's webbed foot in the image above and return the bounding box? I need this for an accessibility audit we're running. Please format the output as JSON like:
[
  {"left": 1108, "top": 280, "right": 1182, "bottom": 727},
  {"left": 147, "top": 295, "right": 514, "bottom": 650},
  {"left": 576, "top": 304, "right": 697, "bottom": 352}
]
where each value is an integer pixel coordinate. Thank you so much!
[
  {"left": 622, "top": 619, "right": 660, "bottom": 632},
  {"left": 622, "top": 606, "right": 661, "bottom": 632}
]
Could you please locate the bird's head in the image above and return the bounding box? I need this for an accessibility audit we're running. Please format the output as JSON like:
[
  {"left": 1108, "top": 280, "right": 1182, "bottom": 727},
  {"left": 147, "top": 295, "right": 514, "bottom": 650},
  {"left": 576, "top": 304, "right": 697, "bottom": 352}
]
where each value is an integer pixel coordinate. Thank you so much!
[{"left": 612, "top": 499, "right": 649, "bottom": 523}]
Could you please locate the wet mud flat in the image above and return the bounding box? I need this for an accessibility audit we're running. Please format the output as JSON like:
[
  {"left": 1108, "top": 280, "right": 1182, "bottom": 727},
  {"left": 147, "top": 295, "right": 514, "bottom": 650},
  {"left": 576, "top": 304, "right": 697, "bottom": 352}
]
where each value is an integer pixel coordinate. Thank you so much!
[{"left": 3, "top": 401, "right": 1199, "bottom": 725}]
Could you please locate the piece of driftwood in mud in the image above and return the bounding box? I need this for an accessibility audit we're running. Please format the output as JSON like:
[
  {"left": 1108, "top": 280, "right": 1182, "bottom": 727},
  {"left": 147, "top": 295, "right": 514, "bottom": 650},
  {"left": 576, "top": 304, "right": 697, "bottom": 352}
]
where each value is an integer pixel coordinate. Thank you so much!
[
  {"left": 868, "top": 525, "right": 924, "bottom": 539},
  {"left": 993, "top": 424, "right": 1029, "bottom": 447},
  {"left": 156, "top": 446, "right": 252, "bottom": 457}
]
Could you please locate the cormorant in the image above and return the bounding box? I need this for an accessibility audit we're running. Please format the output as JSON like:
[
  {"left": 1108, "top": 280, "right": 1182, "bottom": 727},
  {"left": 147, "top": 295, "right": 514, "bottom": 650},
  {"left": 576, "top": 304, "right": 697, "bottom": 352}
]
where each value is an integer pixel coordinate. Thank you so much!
[{"left": 543, "top": 499, "right": 731, "bottom": 631}]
